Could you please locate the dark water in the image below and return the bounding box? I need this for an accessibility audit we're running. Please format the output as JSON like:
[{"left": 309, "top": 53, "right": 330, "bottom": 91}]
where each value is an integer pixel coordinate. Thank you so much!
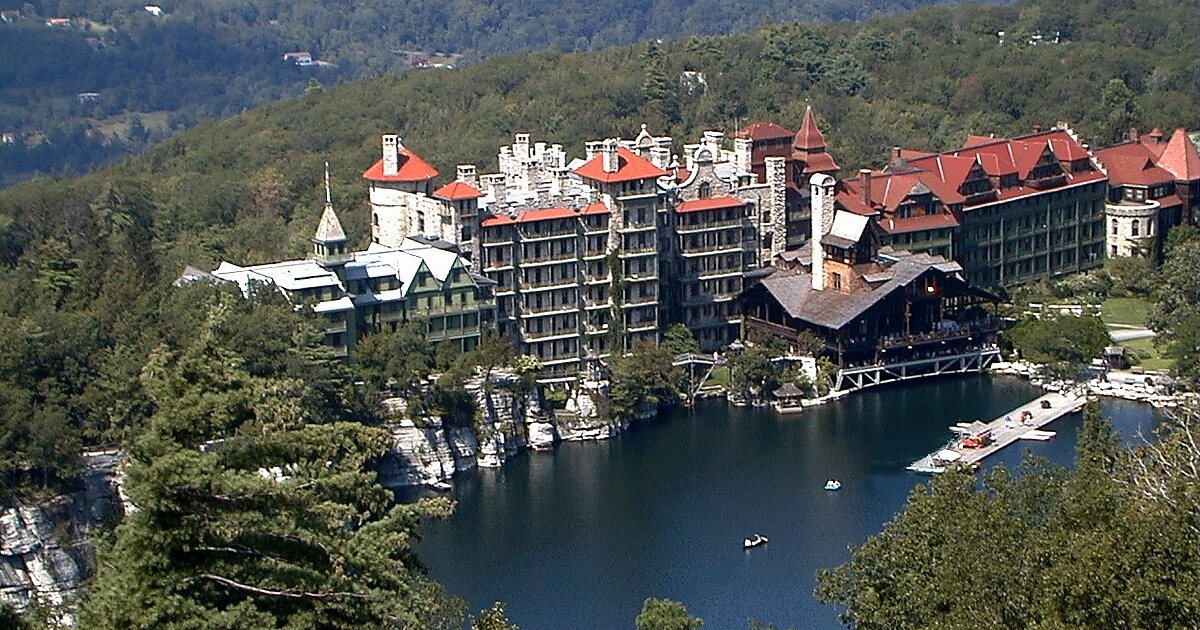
[{"left": 411, "top": 376, "right": 1161, "bottom": 629}]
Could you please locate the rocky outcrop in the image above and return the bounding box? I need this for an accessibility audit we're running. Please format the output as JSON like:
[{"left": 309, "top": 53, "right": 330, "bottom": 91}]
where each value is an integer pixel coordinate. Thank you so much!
[
  {"left": 1, "top": 450, "right": 124, "bottom": 625},
  {"left": 378, "top": 369, "right": 557, "bottom": 487}
]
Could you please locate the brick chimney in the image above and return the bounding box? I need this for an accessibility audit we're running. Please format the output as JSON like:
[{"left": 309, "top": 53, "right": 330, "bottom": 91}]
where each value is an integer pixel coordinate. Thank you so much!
[
  {"left": 891, "top": 146, "right": 902, "bottom": 161},
  {"left": 810, "top": 173, "right": 836, "bottom": 291},
  {"left": 382, "top": 134, "right": 399, "bottom": 176},
  {"left": 860, "top": 169, "right": 872, "bottom": 206}
]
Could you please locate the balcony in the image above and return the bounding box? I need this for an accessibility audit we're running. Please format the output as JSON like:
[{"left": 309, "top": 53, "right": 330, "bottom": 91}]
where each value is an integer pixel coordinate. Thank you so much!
[{"left": 877, "top": 318, "right": 1001, "bottom": 350}]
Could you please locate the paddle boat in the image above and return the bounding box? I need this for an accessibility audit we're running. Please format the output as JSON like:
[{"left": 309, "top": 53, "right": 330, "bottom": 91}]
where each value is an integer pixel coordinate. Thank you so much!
[
  {"left": 743, "top": 533, "right": 769, "bottom": 549},
  {"left": 824, "top": 479, "right": 841, "bottom": 491}
]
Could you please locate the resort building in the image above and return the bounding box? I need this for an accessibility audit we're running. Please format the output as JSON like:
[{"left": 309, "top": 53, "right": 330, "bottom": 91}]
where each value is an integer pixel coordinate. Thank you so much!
[
  {"left": 741, "top": 174, "right": 1002, "bottom": 392},
  {"left": 836, "top": 125, "right": 1108, "bottom": 289},
  {"left": 1094, "top": 127, "right": 1200, "bottom": 258},
  {"left": 187, "top": 175, "right": 492, "bottom": 358}
]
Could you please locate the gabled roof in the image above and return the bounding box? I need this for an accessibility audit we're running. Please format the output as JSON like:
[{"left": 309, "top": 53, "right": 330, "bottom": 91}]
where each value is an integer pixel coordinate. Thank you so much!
[
  {"left": 362, "top": 145, "right": 439, "bottom": 182},
  {"left": 793, "top": 106, "right": 826, "bottom": 151},
  {"left": 676, "top": 196, "right": 746, "bottom": 213},
  {"left": 1157, "top": 128, "right": 1200, "bottom": 181},
  {"left": 313, "top": 203, "right": 347, "bottom": 243},
  {"left": 795, "top": 150, "right": 839, "bottom": 173},
  {"left": 1095, "top": 142, "right": 1176, "bottom": 187},
  {"left": 751, "top": 250, "right": 966, "bottom": 330},
  {"left": 734, "top": 122, "right": 793, "bottom": 141},
  {"left": 573, "top": 146, "right": 668, "bottom": 183},
  {"left": 432, "top": 180, "right": 484, "bottom": 200}
]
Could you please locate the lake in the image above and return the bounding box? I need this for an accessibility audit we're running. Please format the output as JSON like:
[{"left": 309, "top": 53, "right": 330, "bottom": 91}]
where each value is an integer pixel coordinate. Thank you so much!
[{"left": 412, "top": 376, "right": 1161, "bottom": 629}]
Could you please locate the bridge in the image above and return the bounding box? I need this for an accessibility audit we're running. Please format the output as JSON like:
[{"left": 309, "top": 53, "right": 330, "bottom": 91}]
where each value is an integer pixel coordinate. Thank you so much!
[
  {"left": 672, "top": 353, "right": 727, "bottom": 405},
  {"left": 834, "top": 346, "right": 1001, "bottom": 393}
]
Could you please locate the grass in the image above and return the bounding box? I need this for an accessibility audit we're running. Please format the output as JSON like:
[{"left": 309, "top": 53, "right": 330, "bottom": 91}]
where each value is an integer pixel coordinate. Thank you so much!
[
  {"left": 704, "top": 366, "right": 731, "bottom": 389},
  {"left": 1101, "top": 297, "right": 1152, "bottom": 328},
  {"left": 1121, "top": 337, "right": 1174, "bottom": 372}
]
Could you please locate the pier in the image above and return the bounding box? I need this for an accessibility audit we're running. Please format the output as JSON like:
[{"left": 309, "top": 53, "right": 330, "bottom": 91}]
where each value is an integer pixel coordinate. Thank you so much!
[{"left": 907, "top": 389, "right": 1088, "bottom": 473}]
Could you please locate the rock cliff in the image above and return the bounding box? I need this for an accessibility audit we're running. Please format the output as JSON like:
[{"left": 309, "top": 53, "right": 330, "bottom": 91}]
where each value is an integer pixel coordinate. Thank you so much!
[{"left": 1, "top": 450, "right": 124, "bottom": 625}]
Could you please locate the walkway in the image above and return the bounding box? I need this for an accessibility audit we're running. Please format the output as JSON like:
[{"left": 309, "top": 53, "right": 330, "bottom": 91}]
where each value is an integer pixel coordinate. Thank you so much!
[{"left": 907, "top": 389, "right": 1088, "bottom": 473}]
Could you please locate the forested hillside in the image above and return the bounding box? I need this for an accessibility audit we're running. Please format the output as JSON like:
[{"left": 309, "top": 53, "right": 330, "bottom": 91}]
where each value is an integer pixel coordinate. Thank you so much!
[
  {"left": 0, "top": 0, "right": 1196, "bottom": 501},
  {"left": 0, "top": 0, "right": 998, "bottom": 186}
]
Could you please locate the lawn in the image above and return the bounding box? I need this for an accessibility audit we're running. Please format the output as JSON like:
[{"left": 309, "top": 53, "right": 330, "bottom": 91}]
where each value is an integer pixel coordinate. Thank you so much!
[
  {"left": 1101, "top": 297, "right": 1153, "bottom": 328},
  {"left": 704, "top": 366, "right": 731, "bottom": 389},
  {"left": 1121, "top": 336, "right": 1174, "bottom": 372}
]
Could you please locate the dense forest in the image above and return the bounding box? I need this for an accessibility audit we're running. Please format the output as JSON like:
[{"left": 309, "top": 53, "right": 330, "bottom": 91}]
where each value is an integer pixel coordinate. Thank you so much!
[{"left": 0, "top": 0, "right": 1001, "bottom": 186}]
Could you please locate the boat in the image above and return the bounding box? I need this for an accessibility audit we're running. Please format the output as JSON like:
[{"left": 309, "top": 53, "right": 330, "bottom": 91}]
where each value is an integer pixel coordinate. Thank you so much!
[
  {"left": 743, "top": 533, "right": 769, "bottom": 549},
  {"left": 429, "top": 480, "right": 453, "bottom": 491},
  {"left": 823, "top": 479, "right": 841, "bottom": 491}
]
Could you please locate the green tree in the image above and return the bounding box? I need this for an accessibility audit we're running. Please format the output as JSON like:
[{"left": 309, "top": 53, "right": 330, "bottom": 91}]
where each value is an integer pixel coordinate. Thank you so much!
[
  {"left": 1006, "top": 315, "right": 1110, "bottom": 366},
  {"left": 80, "top": 314, "right": 466, "bottom": 628},
  {"left": 608, "top": 342, "right": 680, "bottom": 421},
  {"left": 663, "top": 323, "right": 700, "bottom": 356},
  {"left": 635, "top": 598, "right": 703, "bottom": 630},
  {"left": 1098, "top": 78, "right": 1141, "bottom": 144},
  {"left": 472, "top": 602, "right": 520, "bottom": 630},
  {"left": 1148, "top": 225, "right": 1200, "bottom": 385}
]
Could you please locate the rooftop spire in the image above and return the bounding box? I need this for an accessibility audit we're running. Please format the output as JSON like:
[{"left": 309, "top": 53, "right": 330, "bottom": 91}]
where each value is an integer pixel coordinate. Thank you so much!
[
  {"left": 314, "top": 163, "right": 347, "bottom": 246},
  {"left": 793, "top": 105, "right": 827, "bottom": 151}
]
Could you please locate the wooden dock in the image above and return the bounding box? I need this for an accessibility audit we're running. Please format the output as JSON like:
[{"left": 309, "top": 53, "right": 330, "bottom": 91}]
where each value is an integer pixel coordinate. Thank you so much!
[{"left": 907, "top": 389, "right": 1088, "bottom": 474}]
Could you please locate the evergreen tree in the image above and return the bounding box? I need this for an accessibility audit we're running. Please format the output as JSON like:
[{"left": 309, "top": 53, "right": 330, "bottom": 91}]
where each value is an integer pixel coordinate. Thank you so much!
[
  {"left": 80, "top": 309, "right": 466, "bottom": 629},
  {"left": 635, "top": 598, "right": 704, "bottom": 630}
]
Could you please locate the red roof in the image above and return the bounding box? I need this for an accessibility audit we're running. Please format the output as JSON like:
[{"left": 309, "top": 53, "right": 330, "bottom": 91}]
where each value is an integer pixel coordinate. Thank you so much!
[
  {"left": 432, "top": 181, "right": 484, "bottom": 200},
  {"left": 675, "top": 196, "right": 746, "bottom": 213},
  {"left": 794, "top": 150, "right": 839, "bottom": 173},
  {"left": 479, "top": 203, "right": 609, "bottom": 227},
  {"left": 672, "top": 166, "right": 692, "bottom": 184},
  {"left": 362, "top": 146, "right": 439, "bottom": 182},
  {"left": 734, "top": 122, "right": 793, "bottom": 141},
  {"left": 793, "top": 106, "right": 826, "bottom": 151},
  {"left": 573, "top": 146, "right": 668, "bottom": 183},
  {"left": 1095, "top": 142, "right": 1176, "bottom": 187},
  {"left": 1156, "top": 128, "right": 1200, "bottom": 181},
  {"left": 876, "top": 213, "right": 960, "bottom": 234}
]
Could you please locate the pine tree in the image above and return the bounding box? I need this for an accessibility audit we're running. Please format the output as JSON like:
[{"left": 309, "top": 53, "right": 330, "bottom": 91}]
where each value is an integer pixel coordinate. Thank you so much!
[{"left": 80, "top": 309, "right": 465, "bottom": 629}]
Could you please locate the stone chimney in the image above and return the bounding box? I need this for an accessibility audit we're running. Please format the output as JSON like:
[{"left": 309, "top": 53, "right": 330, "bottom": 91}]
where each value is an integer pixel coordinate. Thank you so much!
[
  {"left": 860, "top": 169, "right": 872, "bottom": 206},
  {"left": 382, "top": 134, "right": 399, "bottom": 176},
  {"left": 1032, "top": 124, "right": 1043, "bottom": 133},
  {"left": 585, "top": 141, "right": 604, "bottom": 162},
  {"left": 765, "top": 157, "right": 787, "bottom": 260},
  {"left": 810, "top": 173, "right": 836, "bottom": 292},
  {"left": 1128, "top": 127, "right": 1140, "bottom": 142},
  {"left": 602, "top": 139, "right": 620, "bottom": 173},
  {"left": 649, "top": 146, "right": 671, "bottom": 169},
  {"left": 457, "top": 164, "right": 479, "bottom": 187},
  {"left": 702, "top": 130, "right": 724, "bottom": 156},
  {"left": 891, "top": 146, "right": 902, "bottom": 161},
  {"left": 734, "top": 138, "right": 753, "bottom": 173},
  {"left": 514, "top": 133, "right": 531, "bottom": 161}
]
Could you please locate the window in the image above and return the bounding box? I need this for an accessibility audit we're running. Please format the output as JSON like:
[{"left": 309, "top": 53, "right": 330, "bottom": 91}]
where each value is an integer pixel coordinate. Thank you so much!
[
  {"left": 698, "top": 182, "right": 711, "bottom": 199},
  {"left": 832, "top": 272, "right": 842, "bottom": 290},
  {"left": 1111, "top": 220, "right": 1118, "bottom": 235},
  {"left": 1132, "top": 219, "right": 1139, "bottom": 236}
]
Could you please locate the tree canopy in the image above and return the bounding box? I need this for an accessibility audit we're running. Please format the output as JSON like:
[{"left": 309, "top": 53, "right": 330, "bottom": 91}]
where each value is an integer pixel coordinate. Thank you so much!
[
  {"left": 817, "top": 403, "right": 1200, "bottom": 628},
  {"left": 79, "top": 306, "right": 466, "bottom": 628}
]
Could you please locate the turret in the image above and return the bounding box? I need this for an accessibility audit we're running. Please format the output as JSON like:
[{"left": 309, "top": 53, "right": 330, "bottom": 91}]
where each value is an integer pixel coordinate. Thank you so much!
[
  {"left": 313, "top": 163, "right": 352, "bottom": 269},
  {"left": 810, "top": 173, "right": 836, "bottom": 291}
]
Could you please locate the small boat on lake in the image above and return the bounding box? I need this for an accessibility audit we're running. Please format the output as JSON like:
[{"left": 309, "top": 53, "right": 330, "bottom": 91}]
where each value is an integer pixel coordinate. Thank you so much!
[
  {"left": 743, "top": 533, "right": 768, "bottom": 549},
  {"left": 824, "top": 479, "right": 841, "bottom": 491}
]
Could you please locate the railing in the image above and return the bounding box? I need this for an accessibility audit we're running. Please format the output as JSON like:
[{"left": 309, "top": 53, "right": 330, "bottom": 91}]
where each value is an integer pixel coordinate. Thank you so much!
[{"left": 877, "top": 318, "right": 1001, "bottom": 350}]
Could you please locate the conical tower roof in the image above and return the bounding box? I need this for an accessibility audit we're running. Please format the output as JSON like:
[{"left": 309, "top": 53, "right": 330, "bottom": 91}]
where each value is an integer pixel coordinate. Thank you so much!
[
  {"left": 793, "top": 106, "right": 827, "bottom": 151},
  {"left": 1157, "top": 128, "right": 1200, "bottom": 181}
]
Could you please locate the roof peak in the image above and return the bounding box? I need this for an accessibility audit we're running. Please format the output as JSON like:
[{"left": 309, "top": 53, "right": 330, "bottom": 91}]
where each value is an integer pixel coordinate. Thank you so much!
[
  {"left": 314, "top": 201, "right": 347, "bottom": 244},
  {"left": 793, "top": 105, "right": 826, "bottom": 151},
  {"left": 1157, "top": 128, "right": 1200, "bottom": 181}
]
